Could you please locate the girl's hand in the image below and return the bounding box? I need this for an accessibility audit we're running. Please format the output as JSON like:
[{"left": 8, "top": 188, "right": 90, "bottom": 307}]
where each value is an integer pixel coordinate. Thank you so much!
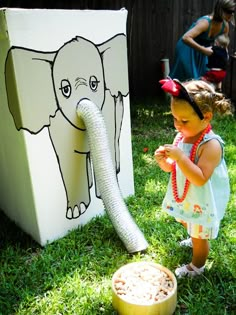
[
  {"left": 154, "top": 146, "right": 173, "bottom": 172},
  {"left": 164, "top": 144, "right": 184, "bottom": 162},
  {"left": 154, "top": 146, "right": 167, "bottom": 163}
]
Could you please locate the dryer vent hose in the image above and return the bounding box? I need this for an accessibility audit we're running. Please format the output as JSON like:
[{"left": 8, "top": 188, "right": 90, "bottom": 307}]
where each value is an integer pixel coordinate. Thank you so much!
[{"left": 76, "top": 100, "right": 148, "bottom": 253}]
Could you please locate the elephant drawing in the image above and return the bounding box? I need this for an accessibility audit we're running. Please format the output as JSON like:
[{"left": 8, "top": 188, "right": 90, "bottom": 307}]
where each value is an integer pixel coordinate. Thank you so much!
[{"left": 5, "top": 33, "right": 129, "bottom": 219}]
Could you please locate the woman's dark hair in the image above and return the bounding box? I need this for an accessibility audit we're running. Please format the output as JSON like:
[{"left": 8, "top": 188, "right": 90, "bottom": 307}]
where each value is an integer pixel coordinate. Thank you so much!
[{"left": 213, "top": 0, "right": 235, "bottom": 21}]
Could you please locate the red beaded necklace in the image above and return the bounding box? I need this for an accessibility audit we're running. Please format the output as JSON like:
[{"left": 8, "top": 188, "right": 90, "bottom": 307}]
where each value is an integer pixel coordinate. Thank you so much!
[{"left": 172, "top": 124, "right": 212, "bottom": 203}]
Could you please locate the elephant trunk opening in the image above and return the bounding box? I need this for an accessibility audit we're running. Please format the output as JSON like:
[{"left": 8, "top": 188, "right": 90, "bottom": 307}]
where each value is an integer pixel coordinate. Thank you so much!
[{"left": 76, "top": 99, "right": 148, "bottom": 253}]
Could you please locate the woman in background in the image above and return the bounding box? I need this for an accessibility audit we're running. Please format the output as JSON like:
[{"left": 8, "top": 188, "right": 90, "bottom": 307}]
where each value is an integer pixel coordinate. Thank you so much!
[{"left": 169, "top": 0, "right": 235, "bottom": 81}]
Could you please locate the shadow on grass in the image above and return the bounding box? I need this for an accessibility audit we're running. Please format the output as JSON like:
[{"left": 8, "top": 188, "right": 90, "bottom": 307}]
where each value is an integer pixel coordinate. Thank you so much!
[{"left": 0, "top": 209, "right": 127, "bottom": 314}]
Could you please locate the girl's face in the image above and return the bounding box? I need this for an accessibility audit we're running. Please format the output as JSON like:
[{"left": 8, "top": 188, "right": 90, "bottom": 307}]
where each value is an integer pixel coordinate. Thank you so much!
[{"left": 171, "top": 98, "right": 209, "bottom": 139}]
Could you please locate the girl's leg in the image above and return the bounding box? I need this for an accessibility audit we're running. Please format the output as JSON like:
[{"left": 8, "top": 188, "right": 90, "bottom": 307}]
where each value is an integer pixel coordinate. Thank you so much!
[
  {"left": 180, "top": 221, "right": 187, "bottom": 228},
  {"left": 175, "top": 222, "right": 212, "bottom": 276},
  {"left": 175, "top": 235, "right": 209, "bottom": 277},
  {"left": 190, "top": 237, "right": 209, "bottom": 269}
]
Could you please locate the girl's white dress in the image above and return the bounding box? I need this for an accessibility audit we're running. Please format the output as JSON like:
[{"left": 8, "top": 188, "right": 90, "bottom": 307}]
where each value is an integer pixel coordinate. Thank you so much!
[{"left": 162, "top": 133, "right": 230, "bottom": 235}]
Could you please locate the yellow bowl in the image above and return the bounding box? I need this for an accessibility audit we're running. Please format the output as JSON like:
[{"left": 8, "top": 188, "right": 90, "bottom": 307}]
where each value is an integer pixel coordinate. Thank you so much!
[{"left": 112, "top": 261, "right": 177, "bottom": 315}]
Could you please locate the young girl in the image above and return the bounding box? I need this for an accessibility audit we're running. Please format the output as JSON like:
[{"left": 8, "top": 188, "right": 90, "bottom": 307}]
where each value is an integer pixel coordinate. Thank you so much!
[{"left": 155, "top": 78, "right": 232, "bottom": 277}]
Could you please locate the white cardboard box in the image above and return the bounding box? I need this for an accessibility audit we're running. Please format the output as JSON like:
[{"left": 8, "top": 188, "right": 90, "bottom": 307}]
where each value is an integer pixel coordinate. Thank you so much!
[{"left": 0, "top": 8, "right": 134, "bottom": 245}]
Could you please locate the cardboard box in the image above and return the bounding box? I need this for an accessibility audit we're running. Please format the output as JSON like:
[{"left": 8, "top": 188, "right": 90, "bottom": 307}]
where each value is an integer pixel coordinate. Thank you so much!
[{"left": 0, "top": 8, "right": 134, "bottom": 245}]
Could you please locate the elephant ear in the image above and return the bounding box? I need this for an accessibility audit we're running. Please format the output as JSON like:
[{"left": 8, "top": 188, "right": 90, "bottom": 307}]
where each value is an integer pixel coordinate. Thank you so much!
[
  {"left": 98, "top": 34, "right": 129, "bottom": 97},
  {"left": 5, "top": 47, "right": 57, "bottom": 133}
]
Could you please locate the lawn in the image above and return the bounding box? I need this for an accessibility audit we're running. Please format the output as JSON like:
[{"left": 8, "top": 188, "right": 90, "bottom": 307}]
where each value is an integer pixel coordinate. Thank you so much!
[{"left": 0, "top": 99, "right": 235, "bottom": 315}]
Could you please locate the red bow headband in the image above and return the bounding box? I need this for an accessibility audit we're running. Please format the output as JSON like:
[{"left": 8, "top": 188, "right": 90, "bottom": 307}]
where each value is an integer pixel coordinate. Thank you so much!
[{"left": 159, "top": 78, "right": 204, "bottom": 120}]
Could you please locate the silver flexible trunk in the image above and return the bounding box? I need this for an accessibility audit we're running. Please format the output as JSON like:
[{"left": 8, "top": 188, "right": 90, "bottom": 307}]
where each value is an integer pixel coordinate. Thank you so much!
[{"left": 77, "top": 100, "right": 149, "bottom": 253}]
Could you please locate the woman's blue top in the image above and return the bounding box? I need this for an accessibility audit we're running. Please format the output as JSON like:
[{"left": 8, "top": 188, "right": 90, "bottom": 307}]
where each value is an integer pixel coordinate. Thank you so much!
[{"left": 169, "top": 16, "right": 225, "bottom": 81}]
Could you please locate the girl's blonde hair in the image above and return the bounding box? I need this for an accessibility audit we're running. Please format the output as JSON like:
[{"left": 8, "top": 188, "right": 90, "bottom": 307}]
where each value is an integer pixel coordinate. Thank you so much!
[
  {"left": 184, "top": 80, "right": 233, "bottom": 115},
  {"left": 215, "top": 34, "right": 230, "bottom": 48}
]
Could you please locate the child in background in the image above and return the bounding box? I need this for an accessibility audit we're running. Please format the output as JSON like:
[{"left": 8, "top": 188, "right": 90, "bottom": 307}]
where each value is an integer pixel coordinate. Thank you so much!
[
  {"left": 202, "top": 34, "right": 230, "bottom": 92},
  {"left": 155, "top": 78, "right": 232, "bottom": 277}
]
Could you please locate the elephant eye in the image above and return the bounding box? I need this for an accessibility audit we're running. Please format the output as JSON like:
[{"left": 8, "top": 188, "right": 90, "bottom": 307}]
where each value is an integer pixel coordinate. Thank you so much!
[
  {"left": 60, "top": 79, "right": 71, "bottom": 98},
  {"left": 89, "top": 76, "right": 100, "bottom": 92}
]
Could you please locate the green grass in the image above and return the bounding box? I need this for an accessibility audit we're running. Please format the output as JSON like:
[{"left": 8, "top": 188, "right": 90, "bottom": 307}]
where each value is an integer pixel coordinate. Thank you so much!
[{"left": 0, "top": 101, "right": 235, "bottom": 315}]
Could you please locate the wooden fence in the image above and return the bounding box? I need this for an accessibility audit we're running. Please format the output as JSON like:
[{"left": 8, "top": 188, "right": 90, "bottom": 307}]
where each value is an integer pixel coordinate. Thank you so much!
[{"left": 1, "top": 0, "right": 235, "bottom": 103}]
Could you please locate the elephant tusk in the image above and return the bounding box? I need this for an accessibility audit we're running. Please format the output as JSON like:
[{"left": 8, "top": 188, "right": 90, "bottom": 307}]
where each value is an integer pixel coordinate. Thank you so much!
[{"left": 76, "top": 100, "right": 148, "bottom": 253}]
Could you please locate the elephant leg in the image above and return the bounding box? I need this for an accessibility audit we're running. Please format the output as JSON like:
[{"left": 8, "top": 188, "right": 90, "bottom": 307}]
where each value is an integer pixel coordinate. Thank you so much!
[
  {"left": 115, "top": 93, "right": 124, "bottom": 173},
  {"left": 64, "top": 151, "right": 92, "bottom": 219},
  {"left": 49, "top": 113, "right": 92, "bottom": 219},
  {"left": 94, "top": 92, "right": 117, "bottom": 199}
]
